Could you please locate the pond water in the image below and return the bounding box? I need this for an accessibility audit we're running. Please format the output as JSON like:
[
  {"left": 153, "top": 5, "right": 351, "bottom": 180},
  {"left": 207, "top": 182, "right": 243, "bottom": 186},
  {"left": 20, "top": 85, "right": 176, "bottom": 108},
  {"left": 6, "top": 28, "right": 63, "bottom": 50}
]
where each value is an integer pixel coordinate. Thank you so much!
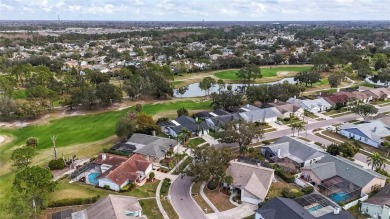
[{"left": 174, "top": 77, "right": 297, "bottom": 98}]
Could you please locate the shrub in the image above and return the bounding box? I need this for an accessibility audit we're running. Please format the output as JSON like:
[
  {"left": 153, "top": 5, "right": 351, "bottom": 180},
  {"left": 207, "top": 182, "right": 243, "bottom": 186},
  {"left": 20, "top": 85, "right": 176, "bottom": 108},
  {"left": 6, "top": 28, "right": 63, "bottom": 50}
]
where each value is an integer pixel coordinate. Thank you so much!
[
  {"left": 275, "top": 169, "right": 295, "bottom": 183},
  {"left": 26, "top": 137, "right": 39, "bottom": 147},
  {"left": 103, "top": 185, "right": 110, "bottom": 190},
  {"left": 282, "top": 187, "right": 303, "bottom": 199},
  {"left": 164, "top": 178, "right": 171, "bottom": 183},
  {"left": 237, "top": 200, "right": 242, "bottom": 204},
  {"left": 207, "top": 180, "right": 218, "bottom": 190},
  {"left": 301, "top": 186, "right": 314, "bottom": 194},
  {"left": 232, "top": 196, "right": 238, "bottom": 202},
  {"left": 314, "top": 142, "right": 322, "bottom": 146},
  {"left": 48, "top": 158, "right": 65, "bottom": 170},
  {"left": 48, "top": 196, "right": 99, "bottom": 207},
  {"left": 149, "top": 172, "right": 155, "bottom": 180},
  {"left": 262, "top": 140, "right": 271, "bottom": 145},
  {"left": 120, "top": 184, "right": 130, "bottom": 192}
]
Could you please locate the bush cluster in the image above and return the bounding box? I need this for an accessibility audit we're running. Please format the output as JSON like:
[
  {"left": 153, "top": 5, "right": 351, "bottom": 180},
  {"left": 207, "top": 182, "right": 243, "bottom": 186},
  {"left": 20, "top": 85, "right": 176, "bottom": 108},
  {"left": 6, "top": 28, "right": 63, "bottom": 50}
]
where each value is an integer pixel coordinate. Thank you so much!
[
  {"left": 207, "top": 180, "right": 218, "bottom": 190},
  {"left": 48, "top": 158, "right": 65, "bottom": 170},
  {"left": 275, "top": 169, "right": 295, "bottom": 183},
  {"left": 161, "top": 178, "right": 171, "bottom": 195},
  {"left": 48, "top": 196, "right": 99, "bottom": 207}
]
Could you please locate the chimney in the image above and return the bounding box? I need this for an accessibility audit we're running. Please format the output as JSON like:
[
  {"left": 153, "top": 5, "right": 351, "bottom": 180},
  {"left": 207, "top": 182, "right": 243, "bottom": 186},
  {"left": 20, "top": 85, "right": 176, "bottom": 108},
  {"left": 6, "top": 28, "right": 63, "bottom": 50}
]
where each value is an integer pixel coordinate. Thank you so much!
[
  {"left": 333, "top": 207, "right": 340, "bottom": 215},
  {"left": 246, "top": 104, "right": 249, "bottom": 108},
  {"left": 373, "top": 127, "right": 377, "bottom": 132},
  {"left": 274, "top": 99, "right": 277, "bottom": 103},
  {"left": 337, "top": 88, "right": 340, "bottom": 92},
  {"left": 277, "top": 149, "right": 281, "bottom": 158},
  {"left": 152, "top": 131, "right": 156, "bottom": 136},
  {"left": 319, "top": 92, "right": 322, "bottom": 96},
  {"left": 294, "top": 95, "right": 296, "bottom": 99},
  {"left": 102, "top": 153, "right": 106, "bottom": 161}
]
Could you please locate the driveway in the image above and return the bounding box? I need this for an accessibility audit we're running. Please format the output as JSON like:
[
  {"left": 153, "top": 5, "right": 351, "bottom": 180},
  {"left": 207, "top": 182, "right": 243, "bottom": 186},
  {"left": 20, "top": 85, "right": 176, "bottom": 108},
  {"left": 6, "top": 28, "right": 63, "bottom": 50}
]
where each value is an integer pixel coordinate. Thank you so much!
[{"left": 170, "top": 176, "right": 207, "bottom": 219}]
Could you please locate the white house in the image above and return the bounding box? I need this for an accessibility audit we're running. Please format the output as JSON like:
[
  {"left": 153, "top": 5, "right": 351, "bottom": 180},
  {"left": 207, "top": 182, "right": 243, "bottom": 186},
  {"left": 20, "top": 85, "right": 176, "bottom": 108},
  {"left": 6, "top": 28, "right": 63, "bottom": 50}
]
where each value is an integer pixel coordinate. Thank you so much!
[
  {"left": 287, "top": 97, "right": 332, "bottom": 113},
  {"left": 339, "top": 120, "right": 390, "bottom": 148},
  {"left": 361, "top": 184, "right": 390, "bottom": 219},
  {"left": 226, "top": 160, "right": 274, "bottom": 205},
  {"left": 239, "top": 107, "right": 278, "bottom": 123}
]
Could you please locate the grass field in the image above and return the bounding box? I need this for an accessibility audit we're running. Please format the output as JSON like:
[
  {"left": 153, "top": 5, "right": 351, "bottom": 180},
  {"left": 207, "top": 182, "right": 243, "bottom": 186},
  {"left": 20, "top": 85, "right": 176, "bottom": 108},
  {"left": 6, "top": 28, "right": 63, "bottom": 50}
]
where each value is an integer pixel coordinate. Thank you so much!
[
  {"left": 139, "top": 198, "right": 164, "bottom": 219},
  {"left": 0, "top": 100, "right": 212, "bottom": 150},
  {"left": 214, "top": 66, "right": 313, "bottom": 80}
]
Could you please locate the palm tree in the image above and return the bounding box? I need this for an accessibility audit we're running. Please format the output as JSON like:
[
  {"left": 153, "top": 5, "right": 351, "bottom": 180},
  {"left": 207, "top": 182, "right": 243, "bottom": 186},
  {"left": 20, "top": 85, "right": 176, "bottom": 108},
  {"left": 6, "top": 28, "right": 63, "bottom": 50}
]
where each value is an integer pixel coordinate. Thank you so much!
[
  {"left": 383, "top": 141, "right": 390, "bottom": 158},
  {"left": 367, "top": 152, "right": 386, "bottom": 170},
  {"left": 179, "top": 128, "right": 191, "bottom": 147},
  {"left": 291, "top": 123, "right": 297, "bottom": 136},
  {"left": 295, "top": 123, "right": 306, "bottom": 136}
]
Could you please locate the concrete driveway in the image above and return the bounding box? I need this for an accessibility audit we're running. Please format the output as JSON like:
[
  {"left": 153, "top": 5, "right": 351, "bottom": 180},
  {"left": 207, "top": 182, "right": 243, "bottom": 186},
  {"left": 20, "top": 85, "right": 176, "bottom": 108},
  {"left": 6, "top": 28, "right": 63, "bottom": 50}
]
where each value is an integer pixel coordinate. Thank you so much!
[{"left": 170, "top": 176, "right": 207, "bottom": 219}]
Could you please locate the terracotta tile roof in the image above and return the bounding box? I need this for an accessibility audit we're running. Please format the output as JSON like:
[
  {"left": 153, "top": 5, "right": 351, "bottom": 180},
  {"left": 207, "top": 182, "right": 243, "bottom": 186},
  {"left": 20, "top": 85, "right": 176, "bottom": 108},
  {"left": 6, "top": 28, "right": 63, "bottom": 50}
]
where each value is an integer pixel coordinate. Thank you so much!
[
  {"left": 97, "top": 154, "right": 151, "bottom": 185},
  {"left": 93, "top": 153, "right": 128, "bottom": 166}
]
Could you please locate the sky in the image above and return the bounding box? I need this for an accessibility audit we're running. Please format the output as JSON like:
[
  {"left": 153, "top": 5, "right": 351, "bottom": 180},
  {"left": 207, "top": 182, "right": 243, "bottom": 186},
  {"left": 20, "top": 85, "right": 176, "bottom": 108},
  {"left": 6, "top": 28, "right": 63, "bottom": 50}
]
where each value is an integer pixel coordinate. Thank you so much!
[{"left": 1, "top": 0, "right": 389, "bottom": 21}]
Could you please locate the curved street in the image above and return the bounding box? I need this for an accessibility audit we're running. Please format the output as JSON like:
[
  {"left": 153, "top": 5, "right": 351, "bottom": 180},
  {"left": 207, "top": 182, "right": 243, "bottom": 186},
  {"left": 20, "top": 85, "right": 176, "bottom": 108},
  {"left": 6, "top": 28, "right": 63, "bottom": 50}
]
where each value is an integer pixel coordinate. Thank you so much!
[{"left": 170, "top": 176, "right": 207, "bottom": 219}]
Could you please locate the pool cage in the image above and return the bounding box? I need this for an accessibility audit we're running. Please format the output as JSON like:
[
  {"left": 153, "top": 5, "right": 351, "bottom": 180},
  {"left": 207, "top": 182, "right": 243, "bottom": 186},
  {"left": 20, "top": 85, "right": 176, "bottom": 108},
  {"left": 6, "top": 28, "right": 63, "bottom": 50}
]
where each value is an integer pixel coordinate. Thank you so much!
[
  {"left": 318, "top": 175, "right": 361, "bottom": 204},
  {"left": 295, "top": 193, "right": 337, "bottom": 209}
]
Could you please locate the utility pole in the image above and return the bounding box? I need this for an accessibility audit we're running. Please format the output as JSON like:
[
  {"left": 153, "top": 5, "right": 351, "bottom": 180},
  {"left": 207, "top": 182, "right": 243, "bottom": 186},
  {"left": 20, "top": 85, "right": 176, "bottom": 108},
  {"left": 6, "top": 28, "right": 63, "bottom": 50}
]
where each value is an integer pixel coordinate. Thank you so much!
[{"left": 51, "top": 135, "right": 58, "bottom": 160}]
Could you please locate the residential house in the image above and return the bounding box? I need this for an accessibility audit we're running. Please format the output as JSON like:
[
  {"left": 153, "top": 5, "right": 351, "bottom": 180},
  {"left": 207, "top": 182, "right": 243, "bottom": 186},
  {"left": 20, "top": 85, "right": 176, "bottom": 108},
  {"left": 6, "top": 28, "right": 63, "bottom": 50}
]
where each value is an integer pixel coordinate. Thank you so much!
[
  {"left": 239, "top": 107, "right": 278, "bottom": 123},
  {"left": 254, "top": 196, "right": 354, "bottom": 219},
  {"left": 359, "top": 86, "right": 390, "bottom": 100},
  {"left": 205, "top": 113, "right": 241, "bottom": 131},
  {"left": 94, "top": 154, "right": 152, "bottom": 191},
  {"left": 240, "top": 104, "right": 261, "bottom": 112},
  {"left": 268, "top": 101, "right": 304, "bottom": 119},
  {"left": 159, "top": 115, "right": 208, "bottom": 137},
  {"left": 209, "top": 109, "right": 231, "bottom": 117},
  {"left": 71, "top": 194, "right": 145, "bottom": 219},
  {"left": 301, "top": 155, "right": 387, "bottom": 197},
  {"left": 361, "top": 183, "right": 390, "bottom": 219},
  {"left": 110, "top": 133, "right": 179, "bottom": 162},
  {"left": 286, "top": 97, "right": 332, "bottom": 113},
  {"left": 339, "top": 120, "right": 390, "bottom": 148},
  {"left": 226, "top": 160, "right": 274, "bottom": 205},
  {"left": 261, "top": 136, "right": 326, "bottom": 172}
]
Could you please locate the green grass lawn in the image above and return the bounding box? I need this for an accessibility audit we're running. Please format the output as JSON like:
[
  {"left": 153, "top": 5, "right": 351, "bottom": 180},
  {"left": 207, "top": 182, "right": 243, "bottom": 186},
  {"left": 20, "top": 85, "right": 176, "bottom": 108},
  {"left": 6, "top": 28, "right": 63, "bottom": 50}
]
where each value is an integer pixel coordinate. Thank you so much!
[
  {"left": 171, "top": 80, "right": 184, "bottom": 88},
  {"left": 186, "top": 137, "right": 206, "bottom": 148},
  {"left": 214, "top": 66, "right": 313, "bottom": 80},
  {"left": 0, "top": 100, "right": 212, "bottom": 150},
  {"left": 161, "top": 198, "right": 179, "bottom": 219},
  {"left": 173, "top": 157, "right": 193, "bottom": 174},
  {"left": 139, "top": 198, "right": 164, "bottom": 219}
]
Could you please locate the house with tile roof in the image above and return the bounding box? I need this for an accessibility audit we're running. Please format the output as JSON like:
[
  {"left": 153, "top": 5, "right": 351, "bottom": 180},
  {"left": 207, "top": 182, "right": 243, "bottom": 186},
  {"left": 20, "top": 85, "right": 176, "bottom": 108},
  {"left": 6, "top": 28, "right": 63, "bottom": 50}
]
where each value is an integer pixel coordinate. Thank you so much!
[
  {"left": 301, "top": 155, "right": 387, "bottom": 197},
  {"left": 95, "top": 154, "right": 152, "bottom": 191},
  {"left": 359, "top": 86, "right": 390, "bottom": 100},
  {"left": 361, "top": 183, "right": 390, "bottom": 219},
  {"left": 72, "top": 194, "right": 145, "bottom": 219},
  {"left": 268, "top": 101, "right": 304, "bottom": 119},
  {"left": 339, "top": 120, "right": 390, "bottom": 148},
  {"left": 226, "top": 160, "right": 274, "bottom": 205}
]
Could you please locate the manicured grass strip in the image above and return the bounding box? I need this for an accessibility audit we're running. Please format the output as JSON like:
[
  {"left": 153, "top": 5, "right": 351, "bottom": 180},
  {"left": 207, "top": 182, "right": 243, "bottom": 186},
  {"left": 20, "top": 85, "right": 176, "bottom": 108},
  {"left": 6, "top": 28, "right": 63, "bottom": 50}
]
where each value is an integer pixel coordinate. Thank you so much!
[
  {"left": 329, "top": 111, "right": 353, "bottom": 118},
  {"left": 50, "top": 179, "right": 160, "bottom": 202},
  {"left": 192, "top": 182, "right": 214, "bottom": 213},
  {"left": 174, "top": 157, "right": 193, "bottom": 174},
  {"left": 214, "top": 66, "right": 313, "bottom": 79},
  {"left": 186, "top": 138, "right": 206, "bottom": 148},
  {"left": 0, "top": 100, "right": 212, "bottom": 150},
  {"left": 161, "top": 198, "right": 179, "bottom": 219},
  {"left": 314, "top": 132, "right": 341, "bottom": 144},
  {"left": 139, "top": 198, "right": 164, "bottom": 219}
]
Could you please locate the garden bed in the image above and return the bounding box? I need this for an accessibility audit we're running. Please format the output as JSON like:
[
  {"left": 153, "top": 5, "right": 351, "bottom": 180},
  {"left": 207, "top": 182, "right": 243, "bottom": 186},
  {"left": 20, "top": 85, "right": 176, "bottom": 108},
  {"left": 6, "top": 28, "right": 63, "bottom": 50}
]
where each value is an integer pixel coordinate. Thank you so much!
[{"left": 204, "top": 186, "right": 235, "bottom": 211}]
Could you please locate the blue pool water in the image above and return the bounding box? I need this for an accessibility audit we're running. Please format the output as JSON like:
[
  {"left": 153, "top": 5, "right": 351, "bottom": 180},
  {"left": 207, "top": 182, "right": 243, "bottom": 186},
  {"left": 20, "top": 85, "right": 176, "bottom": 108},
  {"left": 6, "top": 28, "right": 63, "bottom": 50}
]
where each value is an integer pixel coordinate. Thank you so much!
[
  {"left": 329, "top": 192, "right": 350, "bottom": 203},
  {"left": 88, "top": 172, "right": 100, "bottom": 185},
  {"left": 307, "top": 204, "right": 323, "bottom": 212}
]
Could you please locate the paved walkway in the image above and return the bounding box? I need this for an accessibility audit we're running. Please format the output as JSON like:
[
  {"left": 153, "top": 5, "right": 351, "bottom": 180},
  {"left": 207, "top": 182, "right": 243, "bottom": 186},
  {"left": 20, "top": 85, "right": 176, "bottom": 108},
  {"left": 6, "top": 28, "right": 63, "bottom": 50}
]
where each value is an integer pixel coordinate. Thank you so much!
[
  {"left": 202, "top": 134, "right": 219, "bottom": 145},
  {"left": 206, "top": 203, "right": 257, "bottom": 219},
  {"left": 156, "top": 180, "right": 170, "bottom": 219},
  {"left": 200, "top": 182, "right": 219, "bottom": 213}
]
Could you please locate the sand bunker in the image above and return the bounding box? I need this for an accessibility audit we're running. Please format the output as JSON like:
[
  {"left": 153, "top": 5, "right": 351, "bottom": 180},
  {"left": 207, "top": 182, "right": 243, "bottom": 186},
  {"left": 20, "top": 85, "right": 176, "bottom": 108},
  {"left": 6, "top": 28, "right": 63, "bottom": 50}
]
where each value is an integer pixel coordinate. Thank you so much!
[{"left": 277, "top": 71, "right": 290, "bottom": 76}]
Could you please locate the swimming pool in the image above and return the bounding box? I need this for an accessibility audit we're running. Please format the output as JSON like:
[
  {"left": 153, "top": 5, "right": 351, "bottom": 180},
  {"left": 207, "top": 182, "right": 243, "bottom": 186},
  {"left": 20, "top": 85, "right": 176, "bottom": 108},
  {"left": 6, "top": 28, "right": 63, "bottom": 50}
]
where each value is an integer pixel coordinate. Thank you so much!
[
  {"left": 329, "top": 192, "right": 350, "bottom": 203},
  {"left": 306, "top": 204, "right": 323, "bottom": 212},
  {"left": 88, "top": 172, "right": 100, "bottom": 185}
]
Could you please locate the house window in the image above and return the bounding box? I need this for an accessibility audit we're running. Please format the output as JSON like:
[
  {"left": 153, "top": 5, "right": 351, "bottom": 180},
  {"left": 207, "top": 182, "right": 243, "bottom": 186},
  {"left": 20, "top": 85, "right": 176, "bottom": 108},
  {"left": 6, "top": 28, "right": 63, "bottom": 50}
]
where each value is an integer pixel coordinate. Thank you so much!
[{"left": 364, "top": 138, "right": 368, "bottom": 142}]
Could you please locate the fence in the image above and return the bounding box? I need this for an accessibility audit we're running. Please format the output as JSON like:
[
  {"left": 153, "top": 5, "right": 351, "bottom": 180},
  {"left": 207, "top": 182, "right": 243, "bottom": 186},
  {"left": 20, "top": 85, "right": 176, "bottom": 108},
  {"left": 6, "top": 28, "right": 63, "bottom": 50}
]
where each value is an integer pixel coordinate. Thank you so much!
[{"left": 343, "top": 194, "right": 368, "bottom": 210}]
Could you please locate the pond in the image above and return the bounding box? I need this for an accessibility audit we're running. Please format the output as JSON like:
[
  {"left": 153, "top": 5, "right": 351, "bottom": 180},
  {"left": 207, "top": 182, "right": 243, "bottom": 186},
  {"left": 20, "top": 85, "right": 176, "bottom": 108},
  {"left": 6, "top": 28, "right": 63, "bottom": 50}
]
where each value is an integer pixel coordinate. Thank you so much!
[{"left": 174, "top": 77, "right": 297, "bottom": 98}]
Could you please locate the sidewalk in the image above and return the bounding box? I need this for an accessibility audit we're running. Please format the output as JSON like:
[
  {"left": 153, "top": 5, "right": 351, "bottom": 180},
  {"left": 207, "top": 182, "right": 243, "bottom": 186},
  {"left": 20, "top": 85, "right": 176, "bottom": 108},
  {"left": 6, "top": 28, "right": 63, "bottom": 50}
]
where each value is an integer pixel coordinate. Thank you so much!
[
  {"left": 200, "top": 182, "right": 219, "bottom": 213},
  {"left": 202, "top": 134, "right": 219, "bottom": 145}
]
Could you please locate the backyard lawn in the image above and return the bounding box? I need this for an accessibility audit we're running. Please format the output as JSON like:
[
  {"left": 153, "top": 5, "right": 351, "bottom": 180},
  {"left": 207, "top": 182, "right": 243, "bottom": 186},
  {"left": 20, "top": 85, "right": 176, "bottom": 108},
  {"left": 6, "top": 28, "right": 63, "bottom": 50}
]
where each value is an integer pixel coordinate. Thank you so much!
[
  {"left": 214, "top": 66, "right": 313, "bottom": 80},
  {"left": 186, "top": 137, "right": 206, "bottom": 148},
  {"left": 50, "top": 179, "right": 160, "bottom": 202}
]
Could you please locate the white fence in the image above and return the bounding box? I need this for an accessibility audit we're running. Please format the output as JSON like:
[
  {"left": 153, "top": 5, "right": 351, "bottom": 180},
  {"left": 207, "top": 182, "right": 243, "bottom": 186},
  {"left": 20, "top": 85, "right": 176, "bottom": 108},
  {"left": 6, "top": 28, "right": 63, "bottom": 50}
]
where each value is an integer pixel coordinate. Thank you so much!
[
  {"left": 343, "top": 194, "right": 369, "bottom": 210},
  {"left": 294, "top": 173, "right": 314, "bottom": 188}
]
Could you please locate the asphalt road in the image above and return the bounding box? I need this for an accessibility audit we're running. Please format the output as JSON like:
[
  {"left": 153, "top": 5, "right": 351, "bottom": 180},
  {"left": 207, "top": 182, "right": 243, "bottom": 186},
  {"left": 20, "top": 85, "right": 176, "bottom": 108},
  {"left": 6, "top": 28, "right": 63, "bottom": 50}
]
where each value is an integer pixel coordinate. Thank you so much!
[{"left": 170, "top": 176, "right": 207, "bottom": 219}]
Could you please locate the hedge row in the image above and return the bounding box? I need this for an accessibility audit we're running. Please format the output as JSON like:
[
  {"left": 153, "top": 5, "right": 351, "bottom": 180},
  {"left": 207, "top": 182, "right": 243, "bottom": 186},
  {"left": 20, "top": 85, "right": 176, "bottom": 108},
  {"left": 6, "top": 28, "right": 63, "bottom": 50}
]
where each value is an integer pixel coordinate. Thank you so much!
[
  {"left": 275, "top": 169, "right": 295, "bottom": 183},
  {"left": 48, "top": 196, "right": 99, "bottom": 207}
]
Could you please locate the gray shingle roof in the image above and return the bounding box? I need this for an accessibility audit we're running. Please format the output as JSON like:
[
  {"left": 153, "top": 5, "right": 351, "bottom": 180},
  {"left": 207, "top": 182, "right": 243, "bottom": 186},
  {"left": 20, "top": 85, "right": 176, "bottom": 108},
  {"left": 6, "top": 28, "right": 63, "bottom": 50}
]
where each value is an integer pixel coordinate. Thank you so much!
[
  {"left": 255, "top": 197, "right": 315, "bottom": 219},
  {"left": 239, "top": 107, "right": 278, "bottom": 122},
  {"left": 127, "top": 134, "right": 178, "bottom": 159},
  {"left": 312, "top": 155, "right": 387, "bottom": 187},
  {"left": 72, "top": 194, "right": 145, "bottom": 219},
  {"left": 264, "top": 136, "right": 326, "bottom": 164},
  {"left": 340, "top": 120, "right": 390, "bottom": 143},
  {"left": 364, "top": 183, "right": 390, "bottom": 206},
  {"left": 301, "top": 162, "right": 337, "bottom": 180}
]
